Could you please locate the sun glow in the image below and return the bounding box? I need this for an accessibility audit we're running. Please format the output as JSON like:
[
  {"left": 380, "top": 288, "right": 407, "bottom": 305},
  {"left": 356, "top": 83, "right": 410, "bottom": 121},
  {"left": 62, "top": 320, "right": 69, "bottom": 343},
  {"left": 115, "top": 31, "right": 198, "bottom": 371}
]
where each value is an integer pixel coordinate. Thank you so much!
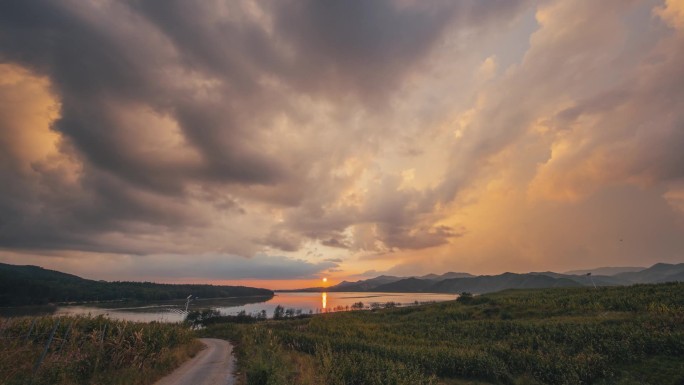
[{"left": 322, "top": 277, "right": 328, "bottom": 283}]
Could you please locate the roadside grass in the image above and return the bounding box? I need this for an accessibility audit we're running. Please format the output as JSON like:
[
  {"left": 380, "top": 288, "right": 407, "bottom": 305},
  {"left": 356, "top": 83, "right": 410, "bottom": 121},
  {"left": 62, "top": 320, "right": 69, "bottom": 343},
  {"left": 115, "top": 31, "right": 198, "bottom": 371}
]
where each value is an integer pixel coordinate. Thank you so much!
[
  {"left": 200, "top": 282, "right": 684, "bottom": 385},
  {"left": 0, "top": 315, "right": 203, "bottom": 385}
]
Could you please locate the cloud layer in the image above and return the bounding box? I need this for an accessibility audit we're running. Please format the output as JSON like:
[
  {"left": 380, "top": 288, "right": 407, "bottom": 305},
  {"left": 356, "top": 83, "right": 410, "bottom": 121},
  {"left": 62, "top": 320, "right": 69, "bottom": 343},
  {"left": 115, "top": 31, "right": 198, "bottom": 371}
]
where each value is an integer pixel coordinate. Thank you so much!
[{"left": 1, "top": 0, "right": 683, "bottom": 282}]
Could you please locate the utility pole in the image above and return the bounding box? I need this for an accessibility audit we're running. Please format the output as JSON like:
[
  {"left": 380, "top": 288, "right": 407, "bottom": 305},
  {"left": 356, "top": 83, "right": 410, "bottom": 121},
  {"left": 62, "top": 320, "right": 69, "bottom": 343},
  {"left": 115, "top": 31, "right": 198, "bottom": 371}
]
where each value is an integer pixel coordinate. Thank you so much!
[{"left": 185, "top": 295, "right": 193, "bottom": 312}]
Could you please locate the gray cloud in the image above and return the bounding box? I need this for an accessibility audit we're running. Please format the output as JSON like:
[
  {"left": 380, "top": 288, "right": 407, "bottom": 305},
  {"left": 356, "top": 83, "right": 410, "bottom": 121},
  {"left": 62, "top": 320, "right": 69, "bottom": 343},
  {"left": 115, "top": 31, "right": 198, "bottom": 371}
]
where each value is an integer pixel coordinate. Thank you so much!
[
  {"left": 131, "top": 253, "right": 339, "bottom": 280},
  {"left": 3, "top": 0, "right": 525, "bottom": 257},
  {"left": 4, "top": 0, "right": 680, "bottom": 279}
]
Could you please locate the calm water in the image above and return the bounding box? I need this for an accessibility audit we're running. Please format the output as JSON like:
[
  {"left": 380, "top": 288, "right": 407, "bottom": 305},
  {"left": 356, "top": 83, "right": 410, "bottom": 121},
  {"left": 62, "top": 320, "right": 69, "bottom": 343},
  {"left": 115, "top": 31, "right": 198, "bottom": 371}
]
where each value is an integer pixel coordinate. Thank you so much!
[{"left": 0, "top": 292, "right": 457, "bottom": 323}]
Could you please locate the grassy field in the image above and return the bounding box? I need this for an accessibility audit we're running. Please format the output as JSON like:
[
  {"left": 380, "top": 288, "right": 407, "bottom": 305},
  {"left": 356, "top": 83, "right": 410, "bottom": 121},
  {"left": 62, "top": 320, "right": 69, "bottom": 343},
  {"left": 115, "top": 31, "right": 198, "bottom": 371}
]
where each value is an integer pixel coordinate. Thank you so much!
[
  {"left": 0, "top": 315, "right": 203, "bottom": 385},
  {"left": 200, "top": 282, "right": 684, "bottom": 385}
]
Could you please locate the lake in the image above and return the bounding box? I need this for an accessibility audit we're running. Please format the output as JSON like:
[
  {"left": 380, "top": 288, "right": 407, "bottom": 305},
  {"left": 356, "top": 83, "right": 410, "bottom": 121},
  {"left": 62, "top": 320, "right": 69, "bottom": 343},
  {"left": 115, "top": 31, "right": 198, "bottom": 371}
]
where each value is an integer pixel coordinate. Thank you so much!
[{"left": 0, "top": 292, "right": 457, "bottom": 323}]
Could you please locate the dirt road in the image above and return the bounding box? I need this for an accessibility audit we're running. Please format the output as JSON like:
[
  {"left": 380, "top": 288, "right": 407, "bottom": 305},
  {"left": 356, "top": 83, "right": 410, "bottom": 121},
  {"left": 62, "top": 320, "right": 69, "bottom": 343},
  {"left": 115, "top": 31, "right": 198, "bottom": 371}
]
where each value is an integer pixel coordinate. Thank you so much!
[{"left": 154, "top": 338, "right": 236, "bottom": 385}]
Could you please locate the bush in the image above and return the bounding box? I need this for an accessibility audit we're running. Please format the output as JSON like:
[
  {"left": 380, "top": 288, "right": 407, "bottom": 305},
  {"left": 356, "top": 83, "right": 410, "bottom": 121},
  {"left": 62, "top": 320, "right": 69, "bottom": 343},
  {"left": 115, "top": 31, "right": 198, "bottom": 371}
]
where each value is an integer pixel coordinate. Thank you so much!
[{"left": 457, "top": 292, "right": 474, "bottom": 303}]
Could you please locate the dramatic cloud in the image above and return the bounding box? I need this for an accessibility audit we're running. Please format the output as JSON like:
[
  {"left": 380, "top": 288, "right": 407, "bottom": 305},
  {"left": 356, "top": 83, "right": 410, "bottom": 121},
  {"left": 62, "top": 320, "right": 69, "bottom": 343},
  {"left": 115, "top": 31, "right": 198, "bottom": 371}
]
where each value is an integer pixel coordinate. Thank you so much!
[{"left": 0, "top": 0, "right": 683, "bottom": 284}]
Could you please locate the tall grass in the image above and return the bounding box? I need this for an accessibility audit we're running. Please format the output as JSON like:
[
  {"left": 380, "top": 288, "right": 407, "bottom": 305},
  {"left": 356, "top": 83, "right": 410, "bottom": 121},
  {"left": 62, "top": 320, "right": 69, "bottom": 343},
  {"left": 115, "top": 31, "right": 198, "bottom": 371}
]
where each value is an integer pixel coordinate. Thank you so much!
[{"left": 0, "top": 315, "right": 202, "bottom": 385}]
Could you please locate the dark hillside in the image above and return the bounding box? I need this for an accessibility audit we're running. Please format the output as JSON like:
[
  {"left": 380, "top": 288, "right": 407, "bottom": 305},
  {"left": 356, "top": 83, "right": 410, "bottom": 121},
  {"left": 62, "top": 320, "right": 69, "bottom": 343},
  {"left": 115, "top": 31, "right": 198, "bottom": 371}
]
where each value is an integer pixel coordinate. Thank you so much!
[
  {"left": 372, "top": 277, "right": 435, "bottom": 292},
  {"left": 372, "top": 272, "right": 581, "bottom": 294},
  {"left": 613, "top": 262, "right": 684, "bottom": 283},
  {"left": 0, "top": 262, "right": 273, "bottom": 306}
]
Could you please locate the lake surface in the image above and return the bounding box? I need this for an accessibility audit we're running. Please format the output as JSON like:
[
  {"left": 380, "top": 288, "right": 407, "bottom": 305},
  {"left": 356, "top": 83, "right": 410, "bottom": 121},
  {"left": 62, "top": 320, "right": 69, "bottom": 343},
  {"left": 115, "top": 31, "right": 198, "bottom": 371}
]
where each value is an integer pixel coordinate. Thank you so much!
[{"left": 0, "top": 292, "right": 457, "bottom": 323}]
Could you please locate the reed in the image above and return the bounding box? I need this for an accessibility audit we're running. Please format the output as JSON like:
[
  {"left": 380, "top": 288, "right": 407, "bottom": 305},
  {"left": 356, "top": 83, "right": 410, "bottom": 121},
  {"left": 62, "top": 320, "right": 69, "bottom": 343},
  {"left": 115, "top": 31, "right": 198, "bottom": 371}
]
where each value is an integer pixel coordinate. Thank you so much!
[{"left": 0, "top": 315, "right": 202, "bottom": 385}]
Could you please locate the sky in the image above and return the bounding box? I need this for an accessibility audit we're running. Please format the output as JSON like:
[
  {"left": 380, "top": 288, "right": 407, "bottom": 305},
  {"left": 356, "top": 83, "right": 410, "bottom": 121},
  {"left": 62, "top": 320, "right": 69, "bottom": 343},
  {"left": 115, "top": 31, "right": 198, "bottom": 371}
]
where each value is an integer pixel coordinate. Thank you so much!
[{"left": 1, "top": 0, "right": 683, "bottom": 290}]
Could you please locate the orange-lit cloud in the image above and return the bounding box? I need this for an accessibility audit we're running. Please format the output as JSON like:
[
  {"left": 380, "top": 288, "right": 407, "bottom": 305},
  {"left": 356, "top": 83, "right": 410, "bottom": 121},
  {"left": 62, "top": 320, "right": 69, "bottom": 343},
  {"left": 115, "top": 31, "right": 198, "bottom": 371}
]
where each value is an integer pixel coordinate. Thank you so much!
[
  {"left": 655, "top": 0, "right": 684, "bottom": 30},
  {"left": 0, "top": 0, "right": 683, "bottom": 285},
  {"left": 0, "top": 64, "right": 62, "bottom": 171}
]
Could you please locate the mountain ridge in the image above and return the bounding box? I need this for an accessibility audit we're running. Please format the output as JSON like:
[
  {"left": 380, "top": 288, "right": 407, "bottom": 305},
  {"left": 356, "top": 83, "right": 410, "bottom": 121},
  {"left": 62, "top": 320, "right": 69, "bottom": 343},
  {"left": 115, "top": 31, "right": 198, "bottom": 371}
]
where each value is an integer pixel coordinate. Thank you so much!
[
  {"left": 281, "top": 262, "right": 684, "bottom": 294},
  {"left": 0, "top": 262, "right": 274, "bottom": 307},
  {"left": 565, "top": 266, "right": 645, "bottom": 276}
]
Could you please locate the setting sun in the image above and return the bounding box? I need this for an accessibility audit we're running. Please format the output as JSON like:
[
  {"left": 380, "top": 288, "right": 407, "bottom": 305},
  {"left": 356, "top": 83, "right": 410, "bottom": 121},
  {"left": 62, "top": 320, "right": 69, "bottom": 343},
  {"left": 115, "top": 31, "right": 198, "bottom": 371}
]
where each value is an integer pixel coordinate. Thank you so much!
[{"left": 322, "top": 278, "right": 328, "bottom": 283}]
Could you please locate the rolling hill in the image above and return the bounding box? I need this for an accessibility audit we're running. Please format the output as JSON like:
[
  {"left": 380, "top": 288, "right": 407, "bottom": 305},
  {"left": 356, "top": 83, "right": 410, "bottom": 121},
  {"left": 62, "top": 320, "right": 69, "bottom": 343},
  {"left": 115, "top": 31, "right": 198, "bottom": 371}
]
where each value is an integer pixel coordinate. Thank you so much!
[
  {"left": 283, "top": 262, "right": 684, "bottom": 294},
  {"left": 372, "top": 272, "right": 581, "bottom": 293},
  {"left": 0, "top": 263, "right": 274, "bottom": 306}
]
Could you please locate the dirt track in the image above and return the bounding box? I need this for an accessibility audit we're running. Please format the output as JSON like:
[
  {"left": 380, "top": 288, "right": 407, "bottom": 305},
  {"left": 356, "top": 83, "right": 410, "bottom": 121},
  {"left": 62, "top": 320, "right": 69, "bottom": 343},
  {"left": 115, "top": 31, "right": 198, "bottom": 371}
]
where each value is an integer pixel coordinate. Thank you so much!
[{"left": 154, "top": 338, "right": 236, "bottom": 385}]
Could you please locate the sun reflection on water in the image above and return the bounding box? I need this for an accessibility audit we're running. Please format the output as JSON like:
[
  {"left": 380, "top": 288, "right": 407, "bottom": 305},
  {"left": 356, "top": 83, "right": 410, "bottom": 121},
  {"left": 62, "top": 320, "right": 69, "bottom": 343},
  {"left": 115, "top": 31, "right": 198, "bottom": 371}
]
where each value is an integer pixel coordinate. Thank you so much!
[{"left": 322, "top": 292, "right": 327, "bottom": 311}]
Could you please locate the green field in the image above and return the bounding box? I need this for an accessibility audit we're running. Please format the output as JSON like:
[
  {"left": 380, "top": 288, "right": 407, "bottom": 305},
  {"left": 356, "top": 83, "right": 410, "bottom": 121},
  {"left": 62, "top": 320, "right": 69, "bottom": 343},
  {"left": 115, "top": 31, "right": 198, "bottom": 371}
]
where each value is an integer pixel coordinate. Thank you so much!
[
  {"left": 200, "top": 283, "right": 684, "bottom": 385},
  {"left": 0, "top": 315, "right": 202, "bottom": 385}
]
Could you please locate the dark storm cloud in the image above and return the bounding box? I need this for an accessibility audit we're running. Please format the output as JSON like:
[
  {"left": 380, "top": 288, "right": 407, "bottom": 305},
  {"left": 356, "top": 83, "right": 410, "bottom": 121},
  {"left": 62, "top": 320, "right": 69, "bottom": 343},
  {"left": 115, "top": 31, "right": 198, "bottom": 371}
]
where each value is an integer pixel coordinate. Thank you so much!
[
  {"left": 269, "top": 0, "right": 533, "bottom": 103},
  {"left": 271, "top": 0, "right": 458, "bottom": 100},
  {"left": 0, "top": 0, "right": 287, "bottom": 190},
  {"left": 0, "top": 0, "right": 531, "bottom": 258},
  {"left": 0, "top": 163, "right": 205, "bottom": 254},
  {"left": 0, "top": 0, "right": 286, "bottom": 255},
  {"left": 132, "top": 0, "right": 284, "bottom": 85},
  {"left": 134, "top": 0, "right": 532, "bottom": 102}
]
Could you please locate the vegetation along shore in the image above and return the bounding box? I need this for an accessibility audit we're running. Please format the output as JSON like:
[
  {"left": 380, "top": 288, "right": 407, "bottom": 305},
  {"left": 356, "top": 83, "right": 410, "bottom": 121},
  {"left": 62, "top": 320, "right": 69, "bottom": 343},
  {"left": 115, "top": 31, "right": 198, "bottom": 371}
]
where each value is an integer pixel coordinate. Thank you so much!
[{"left": 199, "top": 282, "right": 684, "bottom": 385}]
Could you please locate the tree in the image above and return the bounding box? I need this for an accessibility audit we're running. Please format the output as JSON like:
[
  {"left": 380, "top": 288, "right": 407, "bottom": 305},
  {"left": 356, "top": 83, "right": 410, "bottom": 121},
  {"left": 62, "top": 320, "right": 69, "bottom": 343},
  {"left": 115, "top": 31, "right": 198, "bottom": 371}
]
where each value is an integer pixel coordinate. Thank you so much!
[
  {"left": 257, "top": 310, "right": 267, "bottom": 320},
  {"left": 457, "top": 292, "right": 473, "bottom": 304},
  {"left": 273, "top": 305, "right": 285, "bottom": 319}
]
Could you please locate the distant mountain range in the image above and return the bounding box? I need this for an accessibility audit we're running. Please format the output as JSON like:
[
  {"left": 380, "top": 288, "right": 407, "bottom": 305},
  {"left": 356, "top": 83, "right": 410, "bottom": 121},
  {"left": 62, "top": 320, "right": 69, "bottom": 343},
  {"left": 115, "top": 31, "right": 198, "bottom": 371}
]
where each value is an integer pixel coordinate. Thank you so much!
[
  {"left": 0, "top": 263, "right": 274, "bottom": 307},
  {"left": 564, "top": 266, "right": 645, "bottom": 275},
  {"left": 282, "top": 263, "right": 684, "bottom": 294},
  {"left": 330, "top": 272, "right": 475, "bottom": 292}
]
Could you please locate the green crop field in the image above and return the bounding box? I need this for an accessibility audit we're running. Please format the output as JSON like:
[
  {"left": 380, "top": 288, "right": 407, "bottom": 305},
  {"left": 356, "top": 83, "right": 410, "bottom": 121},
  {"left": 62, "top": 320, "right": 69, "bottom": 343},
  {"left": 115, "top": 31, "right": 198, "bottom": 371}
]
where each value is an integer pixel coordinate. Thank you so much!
[
  {"left": 200, "top": 282, "right": 684, "bottom": 385},
  {"left": 0, "top": 315, "right": 202, "bottom": 385}
]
